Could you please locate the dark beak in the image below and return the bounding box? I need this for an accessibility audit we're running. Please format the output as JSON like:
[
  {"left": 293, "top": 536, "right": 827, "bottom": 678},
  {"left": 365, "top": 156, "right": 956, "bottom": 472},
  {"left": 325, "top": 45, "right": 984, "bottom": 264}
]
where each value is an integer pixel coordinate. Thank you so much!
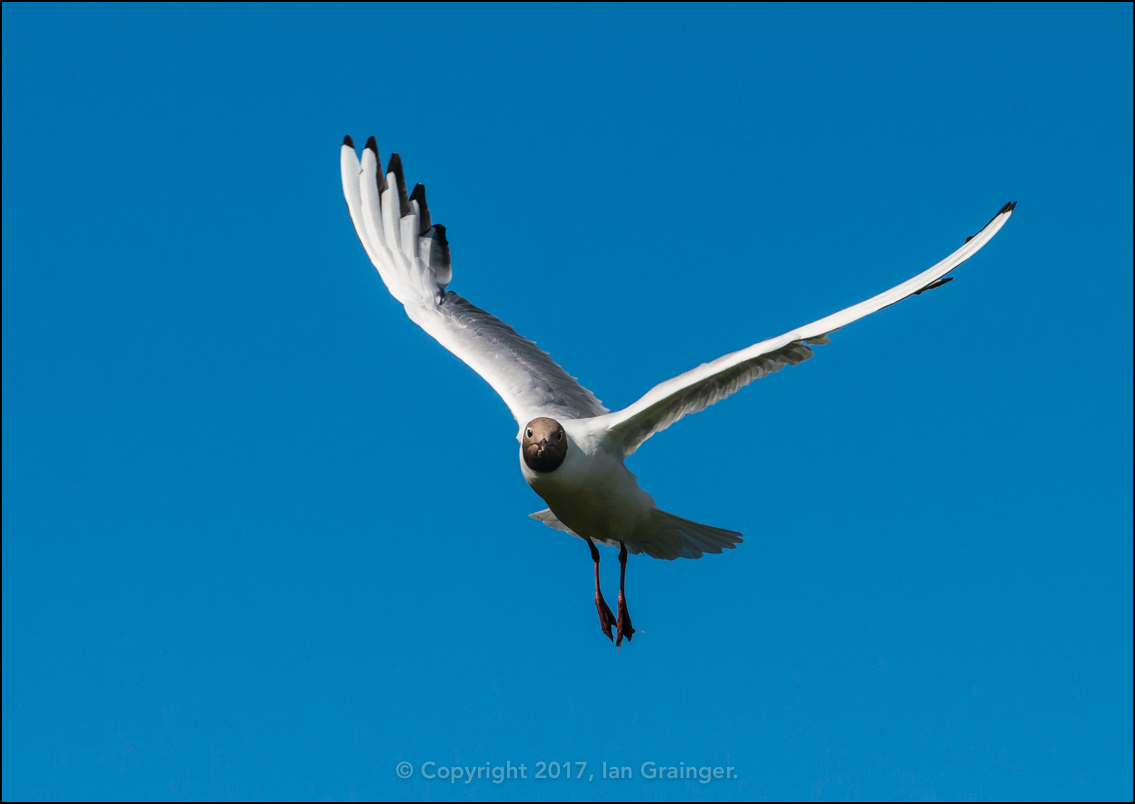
[{"left": 538, "top": 438, "right": 548, "bottom": 451}]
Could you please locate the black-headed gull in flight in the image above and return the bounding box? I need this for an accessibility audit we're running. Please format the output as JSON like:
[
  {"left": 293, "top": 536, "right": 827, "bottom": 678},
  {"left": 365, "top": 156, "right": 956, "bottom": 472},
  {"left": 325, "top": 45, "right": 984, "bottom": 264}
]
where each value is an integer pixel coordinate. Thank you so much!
[{"left": 340, "top": 135, "right": 1015, "bottom": 646}]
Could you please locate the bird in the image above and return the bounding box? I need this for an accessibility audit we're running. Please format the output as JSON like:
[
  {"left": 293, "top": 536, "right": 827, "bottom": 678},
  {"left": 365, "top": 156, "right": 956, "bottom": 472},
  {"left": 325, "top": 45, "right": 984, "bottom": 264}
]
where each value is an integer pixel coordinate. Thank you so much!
[{"left": 339, "top": 134, "right": 1014, "bottom": 646}]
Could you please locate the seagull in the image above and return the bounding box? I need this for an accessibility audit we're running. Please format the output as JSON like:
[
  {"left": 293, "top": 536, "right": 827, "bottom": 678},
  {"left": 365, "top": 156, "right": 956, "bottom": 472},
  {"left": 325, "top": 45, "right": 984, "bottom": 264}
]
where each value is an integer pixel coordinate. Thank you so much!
[{"left": 340, "top": 135, "right": 1014, "bottom": 646}]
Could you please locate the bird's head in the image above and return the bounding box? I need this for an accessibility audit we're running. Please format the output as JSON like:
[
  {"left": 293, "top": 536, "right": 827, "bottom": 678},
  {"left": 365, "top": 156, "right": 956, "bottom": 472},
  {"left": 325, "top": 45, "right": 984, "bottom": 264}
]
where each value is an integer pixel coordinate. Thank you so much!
[{"left": 522, "top": 417, "right": 567, "bottom": 473}]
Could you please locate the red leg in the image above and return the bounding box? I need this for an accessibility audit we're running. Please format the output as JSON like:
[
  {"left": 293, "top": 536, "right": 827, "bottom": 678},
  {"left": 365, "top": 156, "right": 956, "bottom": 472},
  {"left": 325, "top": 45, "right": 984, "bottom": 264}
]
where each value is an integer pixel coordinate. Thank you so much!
[
  {"left": 589, "top": 539, "right": 616, "bottom": 641},
  {"left": 616, "top": 541, "right": 636, "bottom": 646}
]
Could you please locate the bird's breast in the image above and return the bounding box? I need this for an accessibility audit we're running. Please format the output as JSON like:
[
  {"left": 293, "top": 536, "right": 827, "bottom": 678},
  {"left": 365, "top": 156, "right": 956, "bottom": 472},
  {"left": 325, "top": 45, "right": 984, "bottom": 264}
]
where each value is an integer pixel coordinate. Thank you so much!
[{"left": 520, "top": 437, "right": 654, "bottom": 542}]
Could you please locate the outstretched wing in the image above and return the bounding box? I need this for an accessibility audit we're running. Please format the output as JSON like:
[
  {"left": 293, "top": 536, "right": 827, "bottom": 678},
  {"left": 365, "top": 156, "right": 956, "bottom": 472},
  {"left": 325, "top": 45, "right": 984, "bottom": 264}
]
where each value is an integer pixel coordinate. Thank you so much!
[
  {"left": 591, "top": 203, "right": 1017, "bottom": 456},
  {"left": 340, "top": 136, "right": 607, "bottom": 428}
]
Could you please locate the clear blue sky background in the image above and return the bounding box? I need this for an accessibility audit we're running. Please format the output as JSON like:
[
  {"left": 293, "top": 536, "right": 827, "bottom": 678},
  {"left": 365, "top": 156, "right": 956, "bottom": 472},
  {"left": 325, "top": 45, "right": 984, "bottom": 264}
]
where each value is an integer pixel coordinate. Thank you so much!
[{"left": 3, "top": 4, "right": 1131, "bottom": 801}]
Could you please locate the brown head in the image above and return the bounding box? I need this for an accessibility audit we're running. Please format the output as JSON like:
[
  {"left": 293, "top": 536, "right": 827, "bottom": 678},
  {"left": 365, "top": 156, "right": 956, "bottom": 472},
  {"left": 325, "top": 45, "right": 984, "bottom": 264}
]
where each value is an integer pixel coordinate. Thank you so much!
[{"left": 522, "top": 417, "right": 567, "bottom": 473}]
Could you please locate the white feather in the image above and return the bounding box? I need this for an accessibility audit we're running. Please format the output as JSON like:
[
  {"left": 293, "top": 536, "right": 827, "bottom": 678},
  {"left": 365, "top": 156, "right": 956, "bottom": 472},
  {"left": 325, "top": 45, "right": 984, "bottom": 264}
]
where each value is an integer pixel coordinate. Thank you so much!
[{"left": 381, "top": 179, "right": 399, "bottom": 251}]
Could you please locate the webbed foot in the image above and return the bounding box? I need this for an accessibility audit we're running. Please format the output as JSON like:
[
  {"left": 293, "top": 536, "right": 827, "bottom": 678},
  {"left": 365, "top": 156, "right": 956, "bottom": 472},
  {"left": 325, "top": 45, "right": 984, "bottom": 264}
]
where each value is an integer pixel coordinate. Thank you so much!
[
  {"left": 616, "top": 590, "right": 635, "bottom": 646},
  {"left": 596, "top": 592, "right": 617, "bottom": 641}
]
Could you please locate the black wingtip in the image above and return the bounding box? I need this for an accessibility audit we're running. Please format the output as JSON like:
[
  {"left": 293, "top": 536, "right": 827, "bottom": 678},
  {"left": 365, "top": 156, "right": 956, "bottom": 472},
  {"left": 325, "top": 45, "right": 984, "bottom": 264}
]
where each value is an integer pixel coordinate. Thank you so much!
[
  {"left": 342, "top": 135, "right": 354, "bottom": 148},
  {"left": 360, "top": 137, "right": 386, "bottom": 191},
  {"left": 430, "top": 223, "right": 450, "bottom": 269},
  {"left": 913, "top": 276, "right": 954, "bottom": 295},
  {"left": 967, "top": 200, "right": 1019, "bottom": 242},
  {"left": 410, "top": 183, "right": 431, "bottom": 232},
  {"left": 386, "top": 153, "right": 410, "bottom": 217}
]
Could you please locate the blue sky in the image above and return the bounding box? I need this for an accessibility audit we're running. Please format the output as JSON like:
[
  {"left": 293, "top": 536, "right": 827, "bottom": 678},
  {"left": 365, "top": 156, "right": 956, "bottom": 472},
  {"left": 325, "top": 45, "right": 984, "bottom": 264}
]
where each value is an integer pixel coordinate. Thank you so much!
[{"left": 3, "top": 4, "right": 1131, "bottom": 800}]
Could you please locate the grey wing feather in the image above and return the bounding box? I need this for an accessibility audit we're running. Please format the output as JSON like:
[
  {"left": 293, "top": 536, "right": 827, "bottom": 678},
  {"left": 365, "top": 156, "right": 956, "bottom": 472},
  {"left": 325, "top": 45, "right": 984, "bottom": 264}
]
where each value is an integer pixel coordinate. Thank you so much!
[
  {"left": 612, "top": 340, "right": 815, "bottom": 456},
  {"left": 427, "top": 293, "right": 608, "bottom": 423},
  {"left": 590, "top": 202, "right": 1016, "bottom": 456}
]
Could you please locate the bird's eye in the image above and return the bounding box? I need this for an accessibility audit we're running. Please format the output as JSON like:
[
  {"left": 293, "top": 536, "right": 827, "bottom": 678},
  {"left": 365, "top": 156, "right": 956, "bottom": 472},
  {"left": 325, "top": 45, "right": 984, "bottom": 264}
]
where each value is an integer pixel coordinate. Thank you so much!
[
  {"left": 556, "top": 431, "right": 562, "bottom": 440},
  {"left": 526, "top": 429, "right": 532, "bottom": 438}
]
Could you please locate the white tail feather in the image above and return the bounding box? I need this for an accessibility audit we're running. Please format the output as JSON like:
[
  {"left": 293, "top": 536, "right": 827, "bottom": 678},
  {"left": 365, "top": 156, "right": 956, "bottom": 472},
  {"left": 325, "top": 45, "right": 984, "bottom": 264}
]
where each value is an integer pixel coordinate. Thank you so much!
[{"left": 530, "top": 507, "right": 742, "bottom": 561}]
